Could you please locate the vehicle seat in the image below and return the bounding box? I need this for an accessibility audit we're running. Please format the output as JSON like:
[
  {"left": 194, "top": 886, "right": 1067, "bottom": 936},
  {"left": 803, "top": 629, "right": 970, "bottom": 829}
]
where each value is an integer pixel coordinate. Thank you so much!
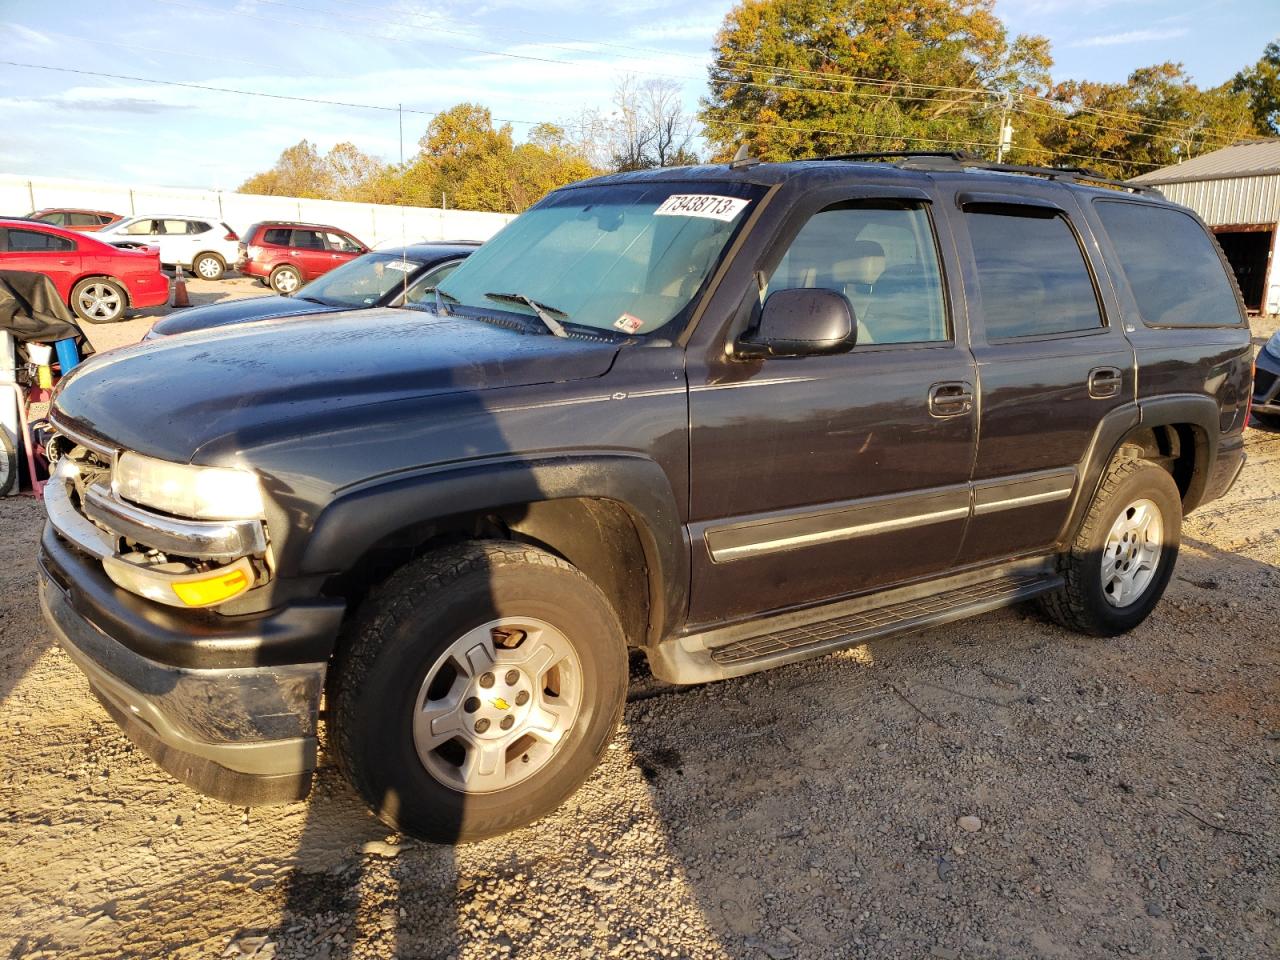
[{"left": 827, "top": 240, "right": 885, "bottom": 344}]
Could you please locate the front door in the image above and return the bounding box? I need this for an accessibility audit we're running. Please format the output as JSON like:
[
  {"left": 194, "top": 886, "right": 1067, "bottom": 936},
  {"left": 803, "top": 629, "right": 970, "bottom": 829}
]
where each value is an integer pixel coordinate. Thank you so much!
[{"left": 686, "top": 190, "right": 977, "bottom": 626}]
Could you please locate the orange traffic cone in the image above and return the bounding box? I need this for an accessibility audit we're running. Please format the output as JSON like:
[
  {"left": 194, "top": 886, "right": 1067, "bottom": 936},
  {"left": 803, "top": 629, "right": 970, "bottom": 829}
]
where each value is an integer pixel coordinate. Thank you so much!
[{"left": 172, "top": 265, "right": 191, "bottom": 308}]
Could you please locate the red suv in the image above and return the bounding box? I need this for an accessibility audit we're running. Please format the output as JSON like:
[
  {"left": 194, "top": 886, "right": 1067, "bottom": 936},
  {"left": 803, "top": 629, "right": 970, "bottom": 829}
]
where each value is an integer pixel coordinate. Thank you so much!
[
  {"left": 0, "top": 218, "right": 167, "bottom": 323},
  {"left": 239, "top": 222, "right": 369, "bottom": 294},
  {"left": 26, "top": 209, "right": 123, "bottom": 232}
]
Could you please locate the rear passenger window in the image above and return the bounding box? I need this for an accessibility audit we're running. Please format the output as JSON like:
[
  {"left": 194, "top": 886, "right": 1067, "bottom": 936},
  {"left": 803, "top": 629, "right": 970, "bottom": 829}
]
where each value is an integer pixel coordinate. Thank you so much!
[
  {"left": 1094, "top": 201, "right": 1243, "bottom": 327},
  {"left": 291, "top": 230, "right": 325, "bottom": 249},
  {"left": 767, "top": 202, "right": 948, "bottom": 345},
  {"left": 5, "top": 229, "right": 74, "bottom": 252},
  {"left": 262, "top": 228, "right": 291, "bottom": 245},
  {"left": 68, "top": 213, "right": 99, "bottom": 227},
  {"left": 966, "top": 208, "right": 1102, "bottom": 339}
]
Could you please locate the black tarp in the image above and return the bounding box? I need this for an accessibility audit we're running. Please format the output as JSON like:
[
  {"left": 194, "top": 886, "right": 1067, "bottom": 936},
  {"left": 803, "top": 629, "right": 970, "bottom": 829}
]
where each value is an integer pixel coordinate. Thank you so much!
[{"left": 0, "top": 270, "right": 84, "bottom": 344}]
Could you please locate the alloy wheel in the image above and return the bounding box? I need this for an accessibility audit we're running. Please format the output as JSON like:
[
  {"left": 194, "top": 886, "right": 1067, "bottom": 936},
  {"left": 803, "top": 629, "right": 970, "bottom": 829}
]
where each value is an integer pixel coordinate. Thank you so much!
[
  {"left": 1100, "top": 498, "right": 1163, "bottom": 607},
  {"left": 77, "top": 283, "right": 122, "bottom": 321},
  {"left": 412, "top": 617, "right": 583, "bottom": 794}
]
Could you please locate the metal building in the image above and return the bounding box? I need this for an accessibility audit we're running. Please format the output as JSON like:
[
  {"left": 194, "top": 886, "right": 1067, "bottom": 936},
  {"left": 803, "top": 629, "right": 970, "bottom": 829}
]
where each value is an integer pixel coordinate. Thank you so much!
[{"left": 1131, "top": 139, "right": 1280, "bottom": 316}]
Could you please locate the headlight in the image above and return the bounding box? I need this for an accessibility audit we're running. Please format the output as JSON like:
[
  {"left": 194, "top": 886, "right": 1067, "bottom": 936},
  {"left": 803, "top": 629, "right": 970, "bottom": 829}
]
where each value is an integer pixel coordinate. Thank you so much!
[
  {"left": 113, "top": 452, "right": 264, "bottom": 520},
  {"left": 1265, "top": 332, "right": 1280, "bottom": 360}
]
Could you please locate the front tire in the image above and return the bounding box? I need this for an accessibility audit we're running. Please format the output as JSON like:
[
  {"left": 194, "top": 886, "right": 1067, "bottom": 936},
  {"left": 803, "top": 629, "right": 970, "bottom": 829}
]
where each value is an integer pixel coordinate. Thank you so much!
[
  {"left": 328, "top": 541, "right": 628, "bottom": 844},
  {"left": 269, "top": 264, "right": 301, "bottom": 294},
  {"left": 70, "top": 277, "right": 127, "bottom": 323},
  {"left": 192, "top": 252, "right": 225, "bottom": 281},
  {"left": 1040, "top": 458, "right": 1181, "bottom": 636}
]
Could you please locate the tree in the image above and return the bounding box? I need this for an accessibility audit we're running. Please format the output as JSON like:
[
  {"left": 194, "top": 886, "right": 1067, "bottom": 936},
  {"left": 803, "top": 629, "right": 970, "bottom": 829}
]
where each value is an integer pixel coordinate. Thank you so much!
[
  {"left": 1021, "top": 63, "right": 1260, "bottom": 178},
  {"left": 238, "top": 139, "right": 333, "bottom": 197},
  {"left": 699, "top": 0, "right": 1052, "bottom": 161},
  {"left": 326, "top": 142, "right": 388, "bottom": 201},
  {"left": 1233, "top": 40, "right": 1280, "bottom": 134}
]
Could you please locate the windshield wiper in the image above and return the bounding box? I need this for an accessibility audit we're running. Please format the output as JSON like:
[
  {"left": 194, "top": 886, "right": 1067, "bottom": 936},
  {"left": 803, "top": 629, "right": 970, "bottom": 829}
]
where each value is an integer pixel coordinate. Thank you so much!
[
  {"left": 295, "top": 295, "right": 328, "bottom": 305},
  {"left": 417, "top": 286, "right": 457, "bottom": 316},
  {"left": 483, "top": 291, "right": 569, "bottom": 338}
]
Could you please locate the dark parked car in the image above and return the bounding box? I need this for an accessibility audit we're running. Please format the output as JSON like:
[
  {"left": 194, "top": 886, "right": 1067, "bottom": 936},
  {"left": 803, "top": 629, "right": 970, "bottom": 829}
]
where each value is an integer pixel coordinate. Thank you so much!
[
  {"left": 238, "top": 221, "right": 369, "bottom": 294},
  {"left": 146, "top": 242, "right": 478, "bottom": 338},
  {"left": 1250, "top": 331, "right": 1280, "bottom": 426},
  {"left": 40, "top": 154, "right": 1250, "bottom": 844}
]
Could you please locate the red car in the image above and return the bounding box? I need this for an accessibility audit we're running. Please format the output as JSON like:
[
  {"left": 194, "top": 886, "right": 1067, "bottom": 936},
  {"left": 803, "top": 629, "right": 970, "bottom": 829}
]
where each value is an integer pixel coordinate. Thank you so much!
[
  {"left": 239, "top": 221, "right": 369, "bottom": 294},
  {"left": 0, "top": 218, "right": 168, "bottom": 323},
  {"left": 26, "top": 209, "right": 123, "bottom": 232}
]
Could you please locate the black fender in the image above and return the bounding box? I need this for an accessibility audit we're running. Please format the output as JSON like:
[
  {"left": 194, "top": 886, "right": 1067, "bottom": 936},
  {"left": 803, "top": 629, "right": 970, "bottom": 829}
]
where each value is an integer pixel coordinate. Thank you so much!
[
  {"left": 1058, "top": 393, "right": 1221, "bottom": 546},
  {"left": 300, "top": 453, "right": 688, "bottom": 646}
]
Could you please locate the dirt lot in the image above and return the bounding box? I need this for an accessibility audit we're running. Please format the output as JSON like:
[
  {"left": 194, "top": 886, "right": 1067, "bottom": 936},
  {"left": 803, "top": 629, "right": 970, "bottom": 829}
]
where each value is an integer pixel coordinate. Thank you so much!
[{"left": 0, "top": 308, "right": 1276, "bottom": 960}]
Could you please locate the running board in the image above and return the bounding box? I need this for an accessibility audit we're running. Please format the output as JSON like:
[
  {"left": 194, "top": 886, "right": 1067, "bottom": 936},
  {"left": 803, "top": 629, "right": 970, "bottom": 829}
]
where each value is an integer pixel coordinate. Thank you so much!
[{"left": 646, "top": 559, "right": 1062, "bottom": 685}]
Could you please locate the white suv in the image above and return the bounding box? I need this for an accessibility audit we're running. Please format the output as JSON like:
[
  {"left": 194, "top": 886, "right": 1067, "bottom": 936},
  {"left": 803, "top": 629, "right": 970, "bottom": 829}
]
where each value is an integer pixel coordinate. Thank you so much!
[{"left": 96, "top": 216, "right": 241, "bottom": 280}]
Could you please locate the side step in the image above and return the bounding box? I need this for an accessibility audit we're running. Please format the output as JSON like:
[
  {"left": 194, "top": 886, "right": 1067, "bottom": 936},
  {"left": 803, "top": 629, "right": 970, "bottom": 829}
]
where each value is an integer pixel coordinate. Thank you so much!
[{"left": 646, "top": 561, "right": 1062, "bottom": 685}]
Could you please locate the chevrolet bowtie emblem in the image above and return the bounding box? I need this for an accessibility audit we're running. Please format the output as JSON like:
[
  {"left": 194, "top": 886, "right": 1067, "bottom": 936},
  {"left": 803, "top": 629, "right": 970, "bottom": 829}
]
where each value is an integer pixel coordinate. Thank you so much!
[{"left": 492, "top": 697, "right": 510, "bottom": 711}]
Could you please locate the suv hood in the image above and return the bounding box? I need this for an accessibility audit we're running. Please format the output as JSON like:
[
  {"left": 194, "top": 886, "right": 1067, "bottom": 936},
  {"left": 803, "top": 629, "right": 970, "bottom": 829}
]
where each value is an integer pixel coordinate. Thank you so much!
[
  {"left": 53, "top": 308, "right": 620, "bottom": 462},
  {"left": 147, "top": 295, "right": 342, "bottom": 337}
]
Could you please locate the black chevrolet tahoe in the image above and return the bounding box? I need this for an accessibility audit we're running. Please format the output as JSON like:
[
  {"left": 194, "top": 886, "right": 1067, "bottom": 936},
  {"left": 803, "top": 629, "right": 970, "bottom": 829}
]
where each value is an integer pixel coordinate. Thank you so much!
[{"left": 39, "top": 153, "right": 1251, "bottom": 843}]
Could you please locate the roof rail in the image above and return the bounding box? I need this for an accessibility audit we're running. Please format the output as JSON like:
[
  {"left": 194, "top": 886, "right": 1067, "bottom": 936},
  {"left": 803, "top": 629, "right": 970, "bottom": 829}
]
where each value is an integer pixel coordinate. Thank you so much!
[{"left": 817, "top": 150, "right": 1160, "bottom": 195}]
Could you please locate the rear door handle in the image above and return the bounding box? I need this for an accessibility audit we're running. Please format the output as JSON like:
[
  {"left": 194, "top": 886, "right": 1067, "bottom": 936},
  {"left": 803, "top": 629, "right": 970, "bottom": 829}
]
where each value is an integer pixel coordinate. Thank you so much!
[
  {"left": 928, "top": 381, "right": 973, "bottom": 418},
  {"left": 1088, "top": 366, "right": 1123, "bottom": 399}
]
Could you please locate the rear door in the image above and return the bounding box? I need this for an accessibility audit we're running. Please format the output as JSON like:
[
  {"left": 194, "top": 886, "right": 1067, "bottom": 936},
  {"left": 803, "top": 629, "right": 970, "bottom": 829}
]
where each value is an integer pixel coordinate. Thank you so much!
[
  {"left": 289, "top": 228, "right": 330, "bottom": 278},
  {"left": 0, "top": 226, "right": 81, "bottom": 300},
  {"left": 942, "top": 185, "right": 1135, "bottom": 563},
  {"left": 686, "top": 184, "right": 977, "bottom": 625}
]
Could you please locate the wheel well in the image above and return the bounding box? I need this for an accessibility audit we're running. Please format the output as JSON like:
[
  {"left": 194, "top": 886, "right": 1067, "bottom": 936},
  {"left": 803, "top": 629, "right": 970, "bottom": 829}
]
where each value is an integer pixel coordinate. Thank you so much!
[
  {"left": 324, "top": 497, "right": 652, "bottom": 648},
  {"left": 1115, "top": 422, "right": 1208, "bottom": 509},
  {"left": 194, "top": 251, "right": 225, "bottom": 264}
]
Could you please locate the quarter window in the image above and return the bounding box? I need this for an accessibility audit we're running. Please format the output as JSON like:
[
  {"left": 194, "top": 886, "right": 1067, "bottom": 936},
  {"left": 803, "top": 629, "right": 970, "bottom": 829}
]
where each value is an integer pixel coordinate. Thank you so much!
[
  {"left": 1095, "top": 201, "right": 1243, "bottom": 327},
  {"left": 767, "top": 202, "right": 948, "bottom": 344},
  {"left": 966, "top": 208, "right": 1102, "bottom": 339}
]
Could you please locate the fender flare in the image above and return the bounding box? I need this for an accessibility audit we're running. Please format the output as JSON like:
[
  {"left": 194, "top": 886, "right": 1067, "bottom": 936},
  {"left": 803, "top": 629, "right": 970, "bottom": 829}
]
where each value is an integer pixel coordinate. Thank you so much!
[
  {"left": 299, "top": 454, "right": 688, "bottom": 645},
  {"left": 1058, "top": 393, "right": 1220, "bottom": 545}
]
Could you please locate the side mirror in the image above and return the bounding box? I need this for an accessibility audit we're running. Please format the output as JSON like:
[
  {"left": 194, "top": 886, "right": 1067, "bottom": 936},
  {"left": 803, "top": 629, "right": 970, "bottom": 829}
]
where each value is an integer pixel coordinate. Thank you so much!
[{"left": 736, "top": 288, "right": 857, "bottom": 359}]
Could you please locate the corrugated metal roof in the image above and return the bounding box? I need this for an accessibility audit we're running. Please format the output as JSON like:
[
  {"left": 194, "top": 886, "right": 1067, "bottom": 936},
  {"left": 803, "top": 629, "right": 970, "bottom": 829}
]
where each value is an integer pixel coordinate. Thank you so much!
[{"left": 1131, "top": 139, "right": 1280, "bottom": 184}]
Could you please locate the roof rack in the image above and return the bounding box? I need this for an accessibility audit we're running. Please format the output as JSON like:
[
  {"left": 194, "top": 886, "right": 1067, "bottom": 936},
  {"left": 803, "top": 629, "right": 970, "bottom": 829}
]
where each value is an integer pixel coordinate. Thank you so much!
[{"left": 817, "top": 150, "right": 1160, "bottom": 195}]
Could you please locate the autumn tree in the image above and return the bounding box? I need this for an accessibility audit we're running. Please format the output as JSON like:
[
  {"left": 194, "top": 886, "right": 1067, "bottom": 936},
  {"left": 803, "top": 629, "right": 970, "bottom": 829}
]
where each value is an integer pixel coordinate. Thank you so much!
[
  {"left": 1020, "top": 64, "right": 1260, "bottom": 178},
  {"left": 1233, "top": 40, "right": 1280, "bottom": 134},
  {"left": 699, "top": 0, "right": 1052, "bottom": 161},
  {"left": 238, "top": 140, "right": 333, "bottom": 198}
]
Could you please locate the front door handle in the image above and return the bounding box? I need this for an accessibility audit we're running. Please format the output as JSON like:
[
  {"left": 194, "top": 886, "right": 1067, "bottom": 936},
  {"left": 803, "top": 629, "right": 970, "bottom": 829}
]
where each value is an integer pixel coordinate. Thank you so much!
[
  {"left": 1088, "top": 366, "right": 1123, "bottom": 399},
  {"left": 928, "top": 381, "right": 974, "bottom": 418}
]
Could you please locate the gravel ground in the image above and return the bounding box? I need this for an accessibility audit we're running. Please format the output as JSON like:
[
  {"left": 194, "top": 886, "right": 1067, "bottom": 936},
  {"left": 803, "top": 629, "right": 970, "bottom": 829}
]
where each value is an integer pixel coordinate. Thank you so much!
[{"left": 0, "top": 314, "right": 1276, "bottom": 960}]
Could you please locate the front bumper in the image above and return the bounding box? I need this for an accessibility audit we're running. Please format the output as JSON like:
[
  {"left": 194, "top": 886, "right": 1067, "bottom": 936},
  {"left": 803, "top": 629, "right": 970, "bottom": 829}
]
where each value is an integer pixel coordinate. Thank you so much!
[{"left": 39, "top": 531, "right": 332, "bottom": 804}]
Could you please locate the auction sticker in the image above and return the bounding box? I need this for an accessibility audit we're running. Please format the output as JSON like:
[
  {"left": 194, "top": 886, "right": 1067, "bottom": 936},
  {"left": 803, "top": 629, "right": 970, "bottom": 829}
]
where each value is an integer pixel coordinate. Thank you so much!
[
  {"left": 381, "top": 260, "right": 420, "bottom": 273},
  {"left": 654, "top": 194, "right": 750, "bottom": 221},
  {"left": 613, "top": 313, "right": 644, "bottom": 334}
]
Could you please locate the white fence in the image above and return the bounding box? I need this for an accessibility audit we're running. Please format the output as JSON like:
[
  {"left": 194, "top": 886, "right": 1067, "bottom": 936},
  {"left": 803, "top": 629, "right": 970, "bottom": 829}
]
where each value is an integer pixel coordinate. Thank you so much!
[{"left": 0, "top": 175, "right": 516, "bottom": 248}]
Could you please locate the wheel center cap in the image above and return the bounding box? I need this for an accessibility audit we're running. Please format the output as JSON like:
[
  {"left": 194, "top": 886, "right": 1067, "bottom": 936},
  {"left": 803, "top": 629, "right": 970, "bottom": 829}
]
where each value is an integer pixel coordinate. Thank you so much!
[{"left": 492, "top": 697, "right": 510, "bottom": 711}]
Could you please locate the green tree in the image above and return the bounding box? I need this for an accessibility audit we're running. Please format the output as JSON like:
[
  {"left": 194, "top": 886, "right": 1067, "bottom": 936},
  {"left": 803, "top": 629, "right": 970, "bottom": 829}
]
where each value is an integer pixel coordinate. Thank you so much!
[
  {"left": 1233, "top": 40, "right": 1280, "bottom": 134},
  {"left": 699, "top": 0, "right": 1052, "bottom": 161}
]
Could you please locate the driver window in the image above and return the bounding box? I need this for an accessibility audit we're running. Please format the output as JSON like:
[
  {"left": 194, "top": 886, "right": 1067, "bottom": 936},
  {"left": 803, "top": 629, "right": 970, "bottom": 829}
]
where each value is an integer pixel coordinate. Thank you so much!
[
  {"left": 123, "top": 219, "right": 156, "bottom": 236},
  {"left": 768, "top": 202, "right": 948, "bottom": 345}
]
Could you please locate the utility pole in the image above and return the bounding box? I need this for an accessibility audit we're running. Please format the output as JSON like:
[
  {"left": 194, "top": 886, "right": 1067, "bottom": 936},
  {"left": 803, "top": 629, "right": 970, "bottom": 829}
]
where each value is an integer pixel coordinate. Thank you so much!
[
  {"left": 996, "top": 93, "right": 1014, "bottom": 164},
  {"left": 398, "top": 103, "right": 404, "bottom": 167}
]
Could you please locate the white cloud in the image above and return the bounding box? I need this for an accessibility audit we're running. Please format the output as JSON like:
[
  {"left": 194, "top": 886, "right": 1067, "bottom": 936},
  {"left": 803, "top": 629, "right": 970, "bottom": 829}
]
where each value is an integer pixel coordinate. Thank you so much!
[{"left": 1072, "top": 26, "right": 1190, "bottom": 47}]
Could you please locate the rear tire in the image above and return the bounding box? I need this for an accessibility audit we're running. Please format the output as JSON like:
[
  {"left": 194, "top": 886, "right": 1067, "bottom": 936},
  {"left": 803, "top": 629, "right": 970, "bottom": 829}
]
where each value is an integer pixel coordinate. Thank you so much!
[
  {"left": 1039, "top": 458, "right": 1181, "bottom": 636},
  {"left": 70, "top": 277, "right": 128, "bottom": 323},
  {"left": 269, "top": 265, "right": 301, "bottom": 295},
  {"left": 192, "top": 252, "right": 225, "bottom": 281},
  {"left": 328, "top": 541, "right": 628, "bottom": 844},
  {"left": 1251, "top": 410, "right": 1280, "bottom": 430}
]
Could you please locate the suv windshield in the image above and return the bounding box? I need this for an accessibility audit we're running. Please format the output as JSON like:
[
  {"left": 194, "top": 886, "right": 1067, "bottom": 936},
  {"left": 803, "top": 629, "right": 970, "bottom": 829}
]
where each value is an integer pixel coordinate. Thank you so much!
[
  {"left": 438, "top": 181, "right": 762, "bottom": 337},
  {"left": 298, "top": 252, "right": 424, "bottom": 307}
]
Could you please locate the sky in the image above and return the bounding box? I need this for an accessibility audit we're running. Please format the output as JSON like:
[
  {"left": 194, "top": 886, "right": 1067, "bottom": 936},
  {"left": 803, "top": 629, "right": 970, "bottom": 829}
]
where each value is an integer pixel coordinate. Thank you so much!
[{"left": 1, "top": 0, "right": 1277, "bottom": 189}]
